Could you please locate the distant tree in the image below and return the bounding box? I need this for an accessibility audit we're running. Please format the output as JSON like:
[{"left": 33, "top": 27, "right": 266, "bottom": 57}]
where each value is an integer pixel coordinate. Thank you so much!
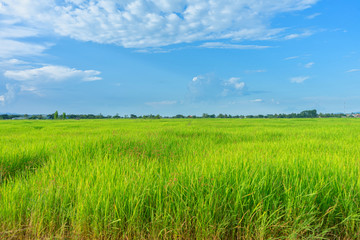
[
  {"left": 299, "top": 109, "right": 318, "bottom": 118},
  {"left": 130, "top": 114, "right": 137, "bottom": 119},
  {"left": 62, "top": 112, "right": 66, "bottom": 120},
  {"left": 54, "top": 111, "right": 58, "bottom": 120}
]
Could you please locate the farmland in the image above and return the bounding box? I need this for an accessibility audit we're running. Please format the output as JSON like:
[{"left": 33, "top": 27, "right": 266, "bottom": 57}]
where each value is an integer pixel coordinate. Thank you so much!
[{"left": 1, "top": 119, "right": 360, "bottom": 239}]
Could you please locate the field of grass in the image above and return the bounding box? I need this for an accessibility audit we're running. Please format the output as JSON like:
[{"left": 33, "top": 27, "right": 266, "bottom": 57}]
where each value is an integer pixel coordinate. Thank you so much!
[{"left": 1, "top": 118, "right": 360, "bottom": 239}]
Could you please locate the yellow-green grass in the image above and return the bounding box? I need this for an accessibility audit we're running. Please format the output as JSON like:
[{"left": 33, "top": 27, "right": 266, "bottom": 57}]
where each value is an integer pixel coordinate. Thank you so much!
[{"left": 1, "top": 119, "right": 360, "bottom": 239}]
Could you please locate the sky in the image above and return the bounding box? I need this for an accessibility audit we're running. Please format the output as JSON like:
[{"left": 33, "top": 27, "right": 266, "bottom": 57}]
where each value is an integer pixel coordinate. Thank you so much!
[{"left": 0, "top": 0, "right": 359, "bottom": 116}]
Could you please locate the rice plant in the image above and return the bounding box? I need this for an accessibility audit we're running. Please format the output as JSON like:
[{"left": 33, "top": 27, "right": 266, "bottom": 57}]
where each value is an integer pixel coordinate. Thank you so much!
[{"left": 1, "top": 118, "right": 360, "bottom": 239}]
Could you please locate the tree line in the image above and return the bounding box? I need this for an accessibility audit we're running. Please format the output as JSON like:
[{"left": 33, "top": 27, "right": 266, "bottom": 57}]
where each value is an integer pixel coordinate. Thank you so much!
[{"left": 0, "top": 110, "right": 350, "bottom": 120}]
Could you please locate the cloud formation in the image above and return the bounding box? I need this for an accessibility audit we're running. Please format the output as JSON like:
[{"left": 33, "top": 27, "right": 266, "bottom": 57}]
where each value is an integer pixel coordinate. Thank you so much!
[
  {"left": 304, "top": 62, "right": 314, "bottom": 68},
  {"left": 290, "top": 76, "right": 309, "bottom": 83},
  {"left": 284, "top": 56, "right": 299, "bottom": 60},
  {"left": 146, "top": 100, "right": 177, "bottom": 107},
  {"left": 0, "top": 84, "right": 16, "bottom": 105},
  {"left": 4, "top": 65, "right": 102, "bottom": 82},
  {"left": 0, "top": 0, "right": 318, "bottom": 48},
  {"left": 199, "top": 42, "right": 271, "bottom": 50},
  {"left": 1, "top": 64, "right": 102, "bottom": 104},
  {"left": 224, "top": 77, "right": 245, "bottom": 90},
  {"left": 347, "top": 69, "right": 360, "bottom": 73},
  {"left": 188, "top": 74, "right": 247, "bottom": 101}
]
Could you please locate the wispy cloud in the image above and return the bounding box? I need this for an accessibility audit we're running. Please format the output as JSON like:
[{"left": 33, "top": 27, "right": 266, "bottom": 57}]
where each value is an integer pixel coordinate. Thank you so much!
[
  {"left": 0, "top": 39, "right": 50, "bottom": 59},
  {"left": 290, "top": 76, "right": 309, "bottom": 83},
  {"left": 199, "top": 42, "right": 271, "bottom": 50},
  {"left": 250, "top": 99, "right": 263, "bottom": 102},
  {"left": 245, "top": 69, "right": 267, "bottom": 73},
  {"left": 346, "top": 69, "right": 360, "bottom": 73},
  {"left": 146, "top": 100, "right": 177, "bottom": 107},
  {"left": 306, "top": 13, "right": 321, "bottom": 19},
  {"left": 0, "top": 58, "right": 28, "bottom": 66},
  {"left": 4, "top": 65, "right": 102, "bottom": 82},
  {"left": 284, "top": 56, "right": 299, "bottom": 60},
  {"left": 305, "top": 62, "right": 315, "bottom": 68},
  {"left": 284, "top": 30, "right": 313, "bottom": 40}
]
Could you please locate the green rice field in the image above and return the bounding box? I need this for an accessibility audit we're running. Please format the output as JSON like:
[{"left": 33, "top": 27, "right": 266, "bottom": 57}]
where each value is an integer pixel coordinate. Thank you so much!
[{"left": 1, "top": 119, "right": 360, "bottom": 239}]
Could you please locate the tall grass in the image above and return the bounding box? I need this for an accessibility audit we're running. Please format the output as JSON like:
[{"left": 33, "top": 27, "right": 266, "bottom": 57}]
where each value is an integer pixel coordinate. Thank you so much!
[{"left": 1, "top": 119, "right": 360, "bottom": 239}]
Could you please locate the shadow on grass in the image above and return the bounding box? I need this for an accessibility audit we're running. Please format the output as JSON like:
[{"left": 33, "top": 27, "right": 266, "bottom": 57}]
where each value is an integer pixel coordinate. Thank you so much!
[{"left": 0, "top": 151, "right": 49, "bottom": 185}]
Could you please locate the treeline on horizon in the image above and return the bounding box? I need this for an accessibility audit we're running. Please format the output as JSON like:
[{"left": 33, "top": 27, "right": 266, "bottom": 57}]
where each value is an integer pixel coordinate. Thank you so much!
[{"left": 0, "top": 110, "right": 350, "bottom": 120}]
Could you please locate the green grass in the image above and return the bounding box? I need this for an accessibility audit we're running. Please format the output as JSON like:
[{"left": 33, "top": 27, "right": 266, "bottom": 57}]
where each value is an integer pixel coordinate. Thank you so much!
[{"left": 1, "top": 119, "right": 360, "bottom": 239}]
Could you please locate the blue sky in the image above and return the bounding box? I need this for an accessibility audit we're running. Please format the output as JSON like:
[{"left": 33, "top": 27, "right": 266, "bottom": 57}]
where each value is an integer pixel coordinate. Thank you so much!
[{"left": 0, "top": 0, "right": 359, "bottom": 116}]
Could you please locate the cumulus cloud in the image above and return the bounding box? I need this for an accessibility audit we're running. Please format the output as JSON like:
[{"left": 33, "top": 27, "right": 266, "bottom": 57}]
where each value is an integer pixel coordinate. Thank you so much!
[
  {"left": 224, "top": 77, "right": 245, "bottom": 90},
  {"left": 290, "top": 76, "right": 309, "bottom": 83},
  {"left": 1, "top": 64, "right": 102, "bottom": 104},
  {"left": 305, "top": 62, "right": 314, "bottom": 68},
  {"left": 4, "top": 65, "right": 102, "bottom": 82},
  {"left": 0, "top": 84, "right": 16, "bottom": 105},
  {"left": 188, "top": 74, "right": 248, "bottom": 101},
  {"left": 0, "top": 0, "right": 319, "bottom": 48}
]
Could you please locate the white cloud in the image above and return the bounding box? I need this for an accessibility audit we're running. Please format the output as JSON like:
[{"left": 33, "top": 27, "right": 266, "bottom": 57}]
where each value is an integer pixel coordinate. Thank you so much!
[
  {"left": 250, "top": 99, "right": 263, "bottom": 102},
  {"left": 0, "top": 39, "right": 49, "bottom": 59},
  {"left": 271, "top": 98, "right": 280, "bottom": 104},
  {"left": 305, "top": 62, "right": 314, "bottom": 68},
  {"left": 245, "top": 69, "right": 267, "bottom": 73},
  {"left": 284, "top": 56, "right": 299, "bottom": 60},
  {"left": 306, "top": 13, "right": 321, "bottom": 19},
  {"left": 188, "top": 74, "right": 249, "bottom": 101},
  {"left": 347, "top": 69, "right": 360, "bottom": 73},
  {"left": 4, "top": 65, "right": 102, "bottom": 82},
  {"left": 199, "top": 42, "right": 271, "bottom": 50},
  {"left": 146, "top": 100, "right": 177, "bottom": 107},
  {"left": 290, "top": 76, "right": 309, "bottom": 83},
  {"left": 1, "top": 64, "right": 102, "bottom": 104},
  {"left": 0, "top": 84, "right": 16, "bottom": 104},
  {"left": 284, "top": 30, "right": 313, "bottom": 40},
  {"left": 225, "top": 77, "right": 245, "bottom": 90},
  {"left": 0, "top": 59, "right": 28, "bottom": 66},
  {"left": 0, "top": 0, "right": 319, "bottom": 48}
]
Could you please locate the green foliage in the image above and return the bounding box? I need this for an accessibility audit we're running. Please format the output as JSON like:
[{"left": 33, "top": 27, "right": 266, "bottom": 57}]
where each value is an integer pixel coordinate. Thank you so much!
[
  {"left": 1, "top": 119, "right": 360, "bottom": 239},
  {"left": 54, "top": 110, "right": 58, "bottom": 120}
]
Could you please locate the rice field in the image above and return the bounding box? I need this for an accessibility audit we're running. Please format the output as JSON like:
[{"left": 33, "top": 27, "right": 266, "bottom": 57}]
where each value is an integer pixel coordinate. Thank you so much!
[{"left": 1, "top": 118, "right": 360, "bottom": 239}]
